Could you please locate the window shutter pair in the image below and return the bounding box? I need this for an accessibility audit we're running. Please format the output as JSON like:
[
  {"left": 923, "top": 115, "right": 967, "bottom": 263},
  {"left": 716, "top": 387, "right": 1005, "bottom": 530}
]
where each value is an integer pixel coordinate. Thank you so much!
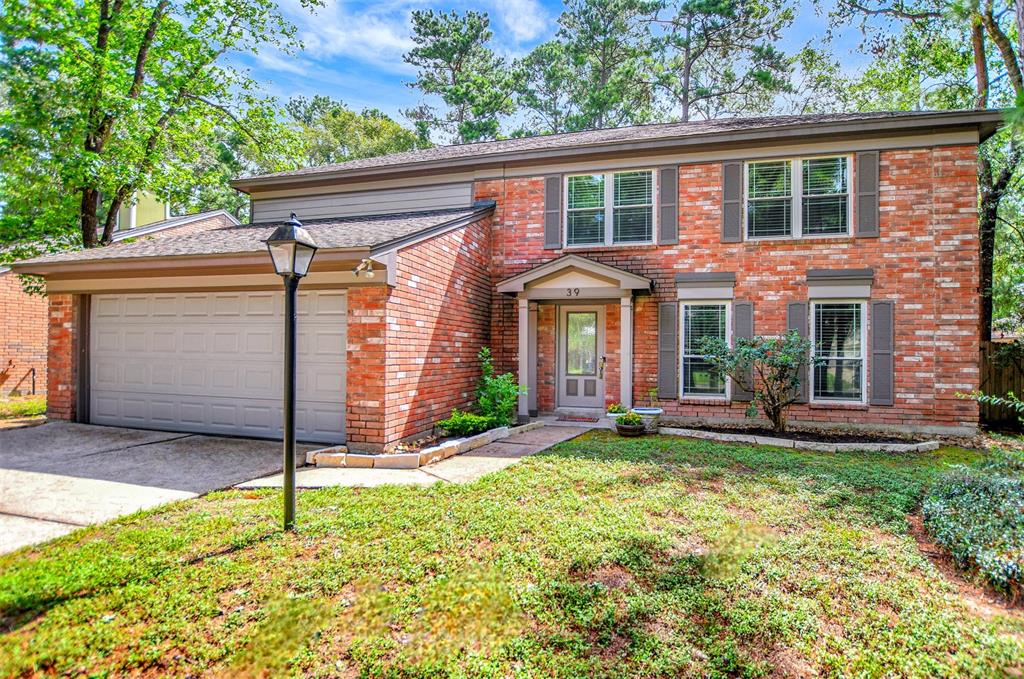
[
  {"left": 543, "top": 168, "right": 679, "bottom": 249},
  {"left": 787, "top": 299, "right": 895, "bottom": 406},
  {"left": 656, "top": 301, "right": 754, "bottom": 402},
  {"left": 720, "top": 152, "right": 880, "bottom": 241}
]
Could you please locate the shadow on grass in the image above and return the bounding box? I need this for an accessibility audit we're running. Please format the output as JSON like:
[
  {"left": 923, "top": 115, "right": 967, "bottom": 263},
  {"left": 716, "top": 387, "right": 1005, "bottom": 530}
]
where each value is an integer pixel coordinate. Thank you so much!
[{"left": 0, "top": 529, "right": 279, "bottom": 634}]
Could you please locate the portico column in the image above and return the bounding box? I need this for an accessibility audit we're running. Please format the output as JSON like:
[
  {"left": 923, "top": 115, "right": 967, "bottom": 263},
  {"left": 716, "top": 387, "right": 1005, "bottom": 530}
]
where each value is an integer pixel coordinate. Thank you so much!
[
  {"left": 620, "top": 295, "right": 633, "bottom": 409},
  {"left": 518, "top": 296, "right": 530, "bottom": 419}
]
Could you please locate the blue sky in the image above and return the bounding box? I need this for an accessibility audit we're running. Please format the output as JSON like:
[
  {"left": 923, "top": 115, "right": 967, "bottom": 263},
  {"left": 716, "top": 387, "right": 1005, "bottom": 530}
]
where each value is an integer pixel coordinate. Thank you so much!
[{"left": 229, "top": 0, "right": 875, "bottom": 122}]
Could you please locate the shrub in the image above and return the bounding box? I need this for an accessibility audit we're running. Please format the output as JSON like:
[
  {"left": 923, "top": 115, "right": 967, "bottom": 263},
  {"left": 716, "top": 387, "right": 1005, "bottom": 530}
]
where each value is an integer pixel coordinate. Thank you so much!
[
  {"left": 699, "top": 331, "right": 814, "bottom": 434},
  {"left": 923, "top": 450, "right": 1024, "bottom": 595},
  {"left": 476, "top": 347, "right": 522, "bottom": 427},
  {"left": 606, "top": 402, "right": 627, "bottom": 414},
  {"left": 437, "top": 409, "right": 495, "bottom": 437},
  {"left": 960, "top": 390, "right": 1024, "bottom": 428}
]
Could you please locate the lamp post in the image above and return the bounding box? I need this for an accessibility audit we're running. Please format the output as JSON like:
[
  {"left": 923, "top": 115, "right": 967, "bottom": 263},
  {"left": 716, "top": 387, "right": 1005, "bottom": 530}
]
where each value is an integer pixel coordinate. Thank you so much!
[{"left": 264, "top": 213, "right": 319, "bottom": 531}]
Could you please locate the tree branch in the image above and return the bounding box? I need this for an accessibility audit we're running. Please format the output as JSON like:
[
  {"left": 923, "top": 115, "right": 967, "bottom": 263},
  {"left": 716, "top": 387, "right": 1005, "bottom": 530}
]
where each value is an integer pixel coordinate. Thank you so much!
[{"left": 129, "top": 0, "right": 170, "bottom": 99}]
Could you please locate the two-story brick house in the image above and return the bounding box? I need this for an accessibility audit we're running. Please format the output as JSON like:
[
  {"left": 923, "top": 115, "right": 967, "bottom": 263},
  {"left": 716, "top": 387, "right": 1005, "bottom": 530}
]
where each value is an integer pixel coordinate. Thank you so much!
[{"left": 13, "top": 110, "right": 1002, "bottom": 451}]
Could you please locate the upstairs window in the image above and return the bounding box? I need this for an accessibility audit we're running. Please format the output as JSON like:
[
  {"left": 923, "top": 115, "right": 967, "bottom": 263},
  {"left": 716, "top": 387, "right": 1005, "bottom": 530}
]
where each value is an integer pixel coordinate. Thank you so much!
[
  {"left": 745, "top": 156, "right": 851, "bottom": 239},
  {"left": 566, "top": 170, "right": 655, "bottom": 246}
]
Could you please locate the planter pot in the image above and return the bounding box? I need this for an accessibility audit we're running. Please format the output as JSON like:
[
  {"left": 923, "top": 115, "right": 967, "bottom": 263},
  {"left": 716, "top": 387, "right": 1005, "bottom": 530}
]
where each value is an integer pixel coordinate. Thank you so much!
[
  {"left": 631, "top": 407, "right": 664, "bottom": 433},
  {"left": 615, "top": 422, "right": 647, "bottom": 437}
]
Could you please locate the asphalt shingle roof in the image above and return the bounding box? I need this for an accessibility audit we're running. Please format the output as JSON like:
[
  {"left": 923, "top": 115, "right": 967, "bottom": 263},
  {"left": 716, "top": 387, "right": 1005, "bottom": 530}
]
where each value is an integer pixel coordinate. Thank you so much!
[
  {"left": 234, "top": 110, "right": 1003, "bottom": 186},
  {"left": 16, "top": 205, "right": 491, "bottom": 267}
]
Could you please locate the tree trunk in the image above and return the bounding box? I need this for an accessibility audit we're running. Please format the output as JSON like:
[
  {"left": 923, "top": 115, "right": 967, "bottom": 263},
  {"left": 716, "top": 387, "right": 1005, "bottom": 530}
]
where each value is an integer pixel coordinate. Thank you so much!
[
  {"left": 979, "top": 159, "right": 998, "bottom": 341},
  {"left": 80, "top": 189, "right": 100, "bottom": 249}
]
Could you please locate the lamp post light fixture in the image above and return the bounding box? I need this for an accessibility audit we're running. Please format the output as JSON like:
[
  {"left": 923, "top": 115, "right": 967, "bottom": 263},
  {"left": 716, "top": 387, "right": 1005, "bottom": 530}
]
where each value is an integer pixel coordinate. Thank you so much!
[{"left": 264, "top": 213, "right": 319, "bottom": 531}]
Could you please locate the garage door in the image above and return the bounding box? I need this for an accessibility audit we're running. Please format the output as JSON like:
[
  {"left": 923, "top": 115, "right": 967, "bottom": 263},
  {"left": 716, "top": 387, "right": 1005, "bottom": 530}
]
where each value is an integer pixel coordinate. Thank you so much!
[{"left": 89, "top": 291, "right": 346, "bottom": 443}]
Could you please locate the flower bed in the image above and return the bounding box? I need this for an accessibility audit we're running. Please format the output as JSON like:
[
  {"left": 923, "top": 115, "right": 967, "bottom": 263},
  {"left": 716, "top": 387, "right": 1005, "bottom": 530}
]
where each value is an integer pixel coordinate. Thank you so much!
[{"left": 659, "top": 425, "right": 939, "bottom": 453}]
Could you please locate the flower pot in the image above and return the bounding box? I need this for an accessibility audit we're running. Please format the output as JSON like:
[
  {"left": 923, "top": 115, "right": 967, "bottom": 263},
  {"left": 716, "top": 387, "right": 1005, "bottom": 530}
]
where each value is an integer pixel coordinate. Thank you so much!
[
  {"left": 631, "top": 407, "right": 663, "bottom": 433},
  {"left": 615, "top": 422, "right": 647, "bottom": 437}
]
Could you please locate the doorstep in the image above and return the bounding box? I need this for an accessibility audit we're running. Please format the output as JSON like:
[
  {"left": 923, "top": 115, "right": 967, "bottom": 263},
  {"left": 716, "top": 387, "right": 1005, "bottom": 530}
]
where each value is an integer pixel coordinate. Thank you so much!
[{"left": 307, "top": 421, "right": 546, "bottom": 469}]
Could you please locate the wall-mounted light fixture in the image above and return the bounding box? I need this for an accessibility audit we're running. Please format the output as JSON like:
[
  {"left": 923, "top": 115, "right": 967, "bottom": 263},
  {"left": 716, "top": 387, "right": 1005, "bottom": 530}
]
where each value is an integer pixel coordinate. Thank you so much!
[{"left": 353, "top": 258, "right": 375, "bottom": 279}]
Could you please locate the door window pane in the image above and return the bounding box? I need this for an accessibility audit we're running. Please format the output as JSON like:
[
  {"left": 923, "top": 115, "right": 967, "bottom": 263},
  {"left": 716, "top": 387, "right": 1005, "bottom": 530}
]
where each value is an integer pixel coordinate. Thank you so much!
[
  {"left": 747, "top": 161, "right": 792, "bottom": 238},
  {"left": 566, "top": 312, "right": 598, "bottom": 375},
  {"left": 803, "top": 157, "right": 848, "bottom": 235},
  {"left": 682, "top": 304, "right": 727, "bottom": 396},
  {"left": 812, "top": 302, "right": 863, "bottom": 400}
]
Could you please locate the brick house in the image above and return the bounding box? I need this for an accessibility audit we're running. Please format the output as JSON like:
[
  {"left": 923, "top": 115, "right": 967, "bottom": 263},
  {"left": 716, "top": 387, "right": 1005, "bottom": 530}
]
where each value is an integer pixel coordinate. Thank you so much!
[{"left": 13, "top": 111, "right": 1001, "bottom": 450}]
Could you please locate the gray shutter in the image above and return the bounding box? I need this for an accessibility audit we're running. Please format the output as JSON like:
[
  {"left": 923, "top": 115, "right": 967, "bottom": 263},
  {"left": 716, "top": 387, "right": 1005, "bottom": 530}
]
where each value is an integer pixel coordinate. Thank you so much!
[
  {"left": 787, "top": 302, "right": 809, "bottom": 403},
  {"left": 870, "top": 300, "right": 894, "bottom": 405},
  {"left": 856, "top": 151, "right": 879, "bottom": 238},
  {"left": 658, "top": 166, "right": 679, "bottom": 245},
  {"left": 658, "top": 302, "right": 678, "bottom": 399},
  {"left": 732, "top": 301, "right": 754, "bottom": 402},
  {"left": 721, "top": 161, "right": 742, "bottom": 243},
  {"left": 543, "top": 175, "right": 562, "bottom": 249}
]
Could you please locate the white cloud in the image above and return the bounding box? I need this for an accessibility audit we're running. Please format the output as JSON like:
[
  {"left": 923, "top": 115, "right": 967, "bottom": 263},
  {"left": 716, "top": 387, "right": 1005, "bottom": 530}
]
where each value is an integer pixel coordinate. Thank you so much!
[{"left": 493, "top": 0, "right": 548, "bottom": 43}]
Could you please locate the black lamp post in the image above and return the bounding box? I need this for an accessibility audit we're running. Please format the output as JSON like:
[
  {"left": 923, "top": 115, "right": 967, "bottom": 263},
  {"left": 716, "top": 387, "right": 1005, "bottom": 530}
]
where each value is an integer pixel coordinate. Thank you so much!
[{"left": 264, "top": 213, "right": 319, "bottom": 531}]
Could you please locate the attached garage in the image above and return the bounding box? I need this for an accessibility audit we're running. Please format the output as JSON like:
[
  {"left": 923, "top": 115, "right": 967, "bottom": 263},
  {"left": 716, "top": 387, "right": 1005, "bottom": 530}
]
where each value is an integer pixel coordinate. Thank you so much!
[{"left": 88, "top": 290, "right": 347, "bottom": 443}]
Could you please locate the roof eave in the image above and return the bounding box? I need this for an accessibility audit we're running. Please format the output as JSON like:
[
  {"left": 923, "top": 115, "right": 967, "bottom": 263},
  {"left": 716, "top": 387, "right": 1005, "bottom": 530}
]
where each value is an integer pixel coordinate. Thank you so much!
[{"left": 231, "top": 110, "right": 1008, "bottom": 193}]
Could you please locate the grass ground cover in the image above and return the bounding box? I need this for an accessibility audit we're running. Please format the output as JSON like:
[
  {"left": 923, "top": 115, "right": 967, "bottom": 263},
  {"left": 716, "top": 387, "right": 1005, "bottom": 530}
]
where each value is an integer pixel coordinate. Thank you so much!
[
  {"left": 0, "top": 395, "right": 45, "bottom": 419},
  {"left": 1, "top": 431, "right": 1022, "bottom": 677}
]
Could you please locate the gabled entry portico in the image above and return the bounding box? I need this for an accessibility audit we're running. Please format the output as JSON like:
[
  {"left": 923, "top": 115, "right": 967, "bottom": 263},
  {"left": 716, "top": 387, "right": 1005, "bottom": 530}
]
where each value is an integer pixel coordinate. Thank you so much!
[{"left": 496, "top": 255, "right": 653, "bottom": 418}]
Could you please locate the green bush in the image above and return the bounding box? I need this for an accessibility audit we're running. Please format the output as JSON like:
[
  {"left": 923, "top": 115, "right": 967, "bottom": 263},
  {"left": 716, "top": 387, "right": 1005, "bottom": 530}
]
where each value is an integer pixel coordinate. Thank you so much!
[
  {"left": 923, "top": 450, "right": 1024, "bottom": 594},
  {"left": 475, "top": 347, "right": 522, "bottom": 427},
  {"left": 437, "top": 409, "right": 495, "bottom": 437}
]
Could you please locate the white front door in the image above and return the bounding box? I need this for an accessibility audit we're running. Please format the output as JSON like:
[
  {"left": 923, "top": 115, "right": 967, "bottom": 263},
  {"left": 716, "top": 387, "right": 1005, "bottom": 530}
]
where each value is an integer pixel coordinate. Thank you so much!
[
  {"left": 558, "top": 305, "right": 605, "bottom": 409},
  {"left": 89, "top": 290, "right": 347, "bottom": 443}
]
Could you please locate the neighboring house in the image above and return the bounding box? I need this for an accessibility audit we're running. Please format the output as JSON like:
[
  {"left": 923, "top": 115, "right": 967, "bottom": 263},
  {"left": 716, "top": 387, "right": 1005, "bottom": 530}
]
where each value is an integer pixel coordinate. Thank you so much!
[
  {"left": 3, "top": 209, "right": 239, "bottom": 401},
  {"left": 115, "top": 191, "right": 172, "bottom": 232},
  {"left": 13, "top": 110, "right": 1001, "bottom": 450}
]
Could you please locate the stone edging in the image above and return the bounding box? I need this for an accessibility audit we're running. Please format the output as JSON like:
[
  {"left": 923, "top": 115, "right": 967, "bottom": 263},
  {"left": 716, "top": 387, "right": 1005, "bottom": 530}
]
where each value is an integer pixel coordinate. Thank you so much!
[
  {"left": 308, "top": 421, "right": 546, "bottom": 470},
  {"left": 658, "top": 427, "right": 941, "bottom": 453}
]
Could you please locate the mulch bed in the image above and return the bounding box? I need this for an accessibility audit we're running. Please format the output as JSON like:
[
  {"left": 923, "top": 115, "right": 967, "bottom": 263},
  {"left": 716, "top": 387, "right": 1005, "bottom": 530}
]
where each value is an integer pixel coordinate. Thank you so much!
[{"left": 676, "top": 424, "right": 926, "bottom": 444}]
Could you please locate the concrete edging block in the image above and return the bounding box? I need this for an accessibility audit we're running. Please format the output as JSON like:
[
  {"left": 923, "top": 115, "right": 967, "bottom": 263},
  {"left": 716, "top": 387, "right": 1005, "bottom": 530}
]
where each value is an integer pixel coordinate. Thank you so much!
[
  {"left": 658, "top": 427, "right": 939, "bottom": 453},
  {"left": 373, "top": 452, "right": 420, "bottom": 469}
]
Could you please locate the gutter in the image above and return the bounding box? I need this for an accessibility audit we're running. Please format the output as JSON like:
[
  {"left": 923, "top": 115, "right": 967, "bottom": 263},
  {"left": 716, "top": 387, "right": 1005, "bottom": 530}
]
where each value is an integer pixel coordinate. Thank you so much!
[{"left": 231, "top": 110, "right": 1007, "bottom": 193}]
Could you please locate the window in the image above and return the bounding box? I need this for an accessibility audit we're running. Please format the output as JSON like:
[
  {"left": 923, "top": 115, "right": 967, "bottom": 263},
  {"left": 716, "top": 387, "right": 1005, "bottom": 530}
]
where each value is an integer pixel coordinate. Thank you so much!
[
  {"left": 803, "top": 157, "right": 848, "bottom": 236},
  {"left": 681, "top": 303, "right": 729, "bottom": 397},
  {"left": 745, "top": 156, "right": 850, "bottom": 239},
  {"left": 811, "top": 302, "right": 865, "bottom": 401},
  {"left": 566, "top": 170, "right": 655, "bottom": 246}
]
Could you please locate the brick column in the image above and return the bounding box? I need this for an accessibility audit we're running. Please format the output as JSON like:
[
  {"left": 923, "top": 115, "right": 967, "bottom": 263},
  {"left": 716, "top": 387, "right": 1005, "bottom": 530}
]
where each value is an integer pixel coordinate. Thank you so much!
[
  {"left": 47, "top": 294, "right": 80, "bottom": 421},
  {"left": 346, "top": 286, "right": 387, "bottom": 451}
]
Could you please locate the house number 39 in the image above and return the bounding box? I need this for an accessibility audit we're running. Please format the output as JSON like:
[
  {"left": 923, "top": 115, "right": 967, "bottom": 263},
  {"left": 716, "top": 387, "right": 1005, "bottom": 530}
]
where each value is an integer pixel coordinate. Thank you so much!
[{"left": 566, "top": 288, "right": 580, "bottom": 297}]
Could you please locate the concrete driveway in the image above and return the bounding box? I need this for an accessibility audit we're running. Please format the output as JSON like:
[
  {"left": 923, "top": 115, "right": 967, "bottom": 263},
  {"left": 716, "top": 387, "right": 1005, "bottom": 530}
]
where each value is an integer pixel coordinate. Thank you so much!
[{"left": 0, "top": 422, "right": 305, "bottom": 554}]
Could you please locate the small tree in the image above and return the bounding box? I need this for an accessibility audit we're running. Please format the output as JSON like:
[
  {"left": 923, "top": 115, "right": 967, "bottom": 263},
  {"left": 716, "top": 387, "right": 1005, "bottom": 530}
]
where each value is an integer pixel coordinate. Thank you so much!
[{"left": 699, "top": 331, "right": 813, "bottom": 434}]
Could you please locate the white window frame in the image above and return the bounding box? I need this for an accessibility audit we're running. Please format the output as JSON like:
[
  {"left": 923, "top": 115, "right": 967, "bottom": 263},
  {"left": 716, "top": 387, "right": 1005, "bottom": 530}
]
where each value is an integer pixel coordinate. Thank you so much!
[
  {"left": 743, "top": 155, "right": 852, "bottom": 241},
  {"left": 679, "top": 300, "right": 731, "bottom": 401},
  {"left": 809, "top": 299, "right": 867, "bottom": 404},
  {"left": 564, "top": 169, "right": 658, "bottom": 247}
]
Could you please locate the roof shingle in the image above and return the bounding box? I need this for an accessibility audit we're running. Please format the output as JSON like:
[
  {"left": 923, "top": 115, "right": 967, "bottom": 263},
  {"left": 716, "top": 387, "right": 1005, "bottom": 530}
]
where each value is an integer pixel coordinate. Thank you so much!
[{"left": 15, "top": 205, "right": 491, "bottom": 268}]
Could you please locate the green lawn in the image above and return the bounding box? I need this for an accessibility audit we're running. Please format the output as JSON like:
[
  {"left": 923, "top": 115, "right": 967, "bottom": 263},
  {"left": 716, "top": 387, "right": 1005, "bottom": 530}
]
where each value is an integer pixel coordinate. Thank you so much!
[
  {"left": 0, "top": 395, "right": 45, "bottom": 419},
  {"left": 2, "top": 432, "right": 1022, "bottom": 677}
]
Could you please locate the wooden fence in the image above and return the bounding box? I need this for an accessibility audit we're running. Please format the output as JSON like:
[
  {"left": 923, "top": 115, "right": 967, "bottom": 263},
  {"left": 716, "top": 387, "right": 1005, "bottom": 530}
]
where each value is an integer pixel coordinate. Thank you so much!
[{"left": 979, "top": 341, "right": 1024, "bottom": 429}]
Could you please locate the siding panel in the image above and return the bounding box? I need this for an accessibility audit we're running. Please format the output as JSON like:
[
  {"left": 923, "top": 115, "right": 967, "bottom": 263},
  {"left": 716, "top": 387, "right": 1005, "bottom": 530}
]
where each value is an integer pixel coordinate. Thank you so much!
[{"left": 252, "top": 183, "right": 473, "bottom": 222}]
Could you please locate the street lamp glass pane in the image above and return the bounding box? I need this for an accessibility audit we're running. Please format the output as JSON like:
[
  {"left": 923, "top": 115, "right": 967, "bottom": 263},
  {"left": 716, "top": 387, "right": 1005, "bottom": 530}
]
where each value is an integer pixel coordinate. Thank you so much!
[
  {"left": 293, "top": 244, "right": 316, "bottom": 277},
  {"left": 268, "top": 242, "right": 295, "bottom": 274}
]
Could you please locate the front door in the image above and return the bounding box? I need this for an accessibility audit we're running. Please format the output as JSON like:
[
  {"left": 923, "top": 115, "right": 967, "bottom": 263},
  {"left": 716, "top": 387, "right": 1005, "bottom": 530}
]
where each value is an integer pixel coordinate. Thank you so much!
[{"left": 558, "top": 305, "right": 605, "bottom": 409}]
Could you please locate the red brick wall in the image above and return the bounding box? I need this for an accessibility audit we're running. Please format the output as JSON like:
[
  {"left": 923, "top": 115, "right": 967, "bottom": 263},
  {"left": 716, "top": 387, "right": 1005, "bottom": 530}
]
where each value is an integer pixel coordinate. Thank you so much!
[
  {"left": 0, "top": 271, "right": 47, "bottom": 398},
  {"left": 380, "top": 216, "right": 493, "bottom": 448},
  {"left": 346, "top": 286, "right": 388, "bottom": 450},
  {"left": 46, "top": 294, "right": 79, "bottom": 420},
  {"left": 476, "top": 145, "right": 981, "bottom": 434}
]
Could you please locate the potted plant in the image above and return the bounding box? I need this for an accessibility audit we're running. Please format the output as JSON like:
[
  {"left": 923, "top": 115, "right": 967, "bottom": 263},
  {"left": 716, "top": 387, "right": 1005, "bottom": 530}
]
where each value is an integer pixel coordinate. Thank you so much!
[
  {"left": 631, "top": 388, "right": 664, "bottom": 432},
  {"left": 614, "top": 410, "right": 646, "bottom": 437},
  {"left": 606, "top": 402, "right": 627, "bottom": 420}
]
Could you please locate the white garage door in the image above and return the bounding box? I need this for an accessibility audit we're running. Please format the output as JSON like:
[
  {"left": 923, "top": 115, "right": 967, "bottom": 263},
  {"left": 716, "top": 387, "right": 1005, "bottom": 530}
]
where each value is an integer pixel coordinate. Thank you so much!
[{"left": 89, "top": 290, "right": 347, "bottom": 443}]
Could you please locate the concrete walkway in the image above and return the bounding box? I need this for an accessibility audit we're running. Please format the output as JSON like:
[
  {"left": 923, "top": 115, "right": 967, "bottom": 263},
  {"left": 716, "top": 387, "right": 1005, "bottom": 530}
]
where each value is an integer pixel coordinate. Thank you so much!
[{"left": 238, "top": 425, "right": 587, "bottom": 489}]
